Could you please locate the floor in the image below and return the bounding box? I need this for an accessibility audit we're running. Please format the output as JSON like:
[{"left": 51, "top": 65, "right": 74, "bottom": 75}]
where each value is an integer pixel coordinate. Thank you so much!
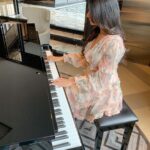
[{"left": 119, "top": 63, "right": 150, "bottom": 140}]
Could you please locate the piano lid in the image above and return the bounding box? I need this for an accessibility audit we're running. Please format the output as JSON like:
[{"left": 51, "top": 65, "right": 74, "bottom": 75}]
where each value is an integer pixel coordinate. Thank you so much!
[
  {"left": 0, "top": 19, "right": 46, "bottom": 71},
  {"left": 0, "top": 0, "right": 45, "bottom": 71},
  {"left": 0, "top": 58, "right": 54, "bottom": 148}
]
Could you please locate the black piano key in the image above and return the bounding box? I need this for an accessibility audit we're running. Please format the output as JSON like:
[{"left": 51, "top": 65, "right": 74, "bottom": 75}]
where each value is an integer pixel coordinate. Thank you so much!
[
  {"left": 47, "top": 70, "right": 51, "bottom": 74},
  {"left": 57, "top": 121, "right": 65, "bottom": 127},
  {"left": 47, "top": 74, "right": 53, "bottom": 79},
  {"left": 48, "top": 99, "right": 58, "bottom": 132},
  {"left": 53, "top": 103, "right": 60, "bottom": 108},
  {"left": 55, "top": 130, "right": 67, "bottom": 136},
  {"left": 52, "top": 99, "right": 59, "bottom": 105},
  {"left": 45, "top": 64, "right": 49, "bottom": 69},
  {"left": 50, "top": 85, "right": 56, "bottom": 91},
  {"left": 53, "top": 100, "right": 59, "bottom": 105},
  {"left": 53, "top": 102, "right": 60, "bottom": 107},
  {"left": 55, "top": 111, "right": 62, "bottom": 116},
  {"left": 53, "top": 142, "right": 71, "bottom": 150},
  {"left": 52, "top": 98, "right": 59, "bottom": 102},
  {"left": 56, "top": 117, "right": 64, "bottom": 122},
  {"left": 52, "top": 135, "right": 69, "bottom": 142},
  {"left": 47, "top": 71, "right": 52, "bottom": 76},
  {"left": 55, "top": 109, "right": 62, "bottom": 113},
  {"left": 51, "top": 92, "right": 58, "bottom": 98},
  {"left": 56, "top": 118, "right": 64, "bottom": 124},
  {"left": 57, "top": 124, "right": 66, "bottom": 129}
]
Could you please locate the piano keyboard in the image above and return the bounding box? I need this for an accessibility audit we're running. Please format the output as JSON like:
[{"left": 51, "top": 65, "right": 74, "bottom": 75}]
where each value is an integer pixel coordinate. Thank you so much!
[{"left": 43, "top": 50, "right": 83, "bottom": 150}]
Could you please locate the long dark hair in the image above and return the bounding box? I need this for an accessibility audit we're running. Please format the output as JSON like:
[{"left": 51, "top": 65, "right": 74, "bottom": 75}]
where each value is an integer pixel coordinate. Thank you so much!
[{"left": 83, "top": 0, "right": 124, "bottom": 52}]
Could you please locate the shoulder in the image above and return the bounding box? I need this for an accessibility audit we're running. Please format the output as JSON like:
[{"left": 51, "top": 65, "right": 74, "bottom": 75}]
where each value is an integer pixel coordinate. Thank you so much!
[
  {"left": 109, "top": 35, "right": 124, "bottom": 47},
  {"left": 106, "top": 35, "right": 123, "bottom": 43},
  {"left": 104, "top": 35, "right": 125, "bottom": 49}
]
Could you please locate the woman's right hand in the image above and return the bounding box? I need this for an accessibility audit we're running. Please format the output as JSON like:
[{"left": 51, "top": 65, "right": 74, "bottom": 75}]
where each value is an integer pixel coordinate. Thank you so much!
[
  {"left": 47, "top": 55, "right": 64, "bottom": 62},
  {"left": 45, "top": 51, "right": 64, "bottom": 62}
]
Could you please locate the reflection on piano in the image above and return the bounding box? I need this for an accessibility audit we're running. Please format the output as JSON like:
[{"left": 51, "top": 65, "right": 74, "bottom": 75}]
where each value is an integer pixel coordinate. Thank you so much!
[
  {"left": 0, "top": 13, "right": 46, "bottom": 70},
  {"left": 42, "top": 45, "right": 83, "bottom": 150},
  {"left": 0, "top": 57, "right": 55, "bottom": 149},
  {"left": 0, "top": 122, "right": 12, "bottom": 140}
]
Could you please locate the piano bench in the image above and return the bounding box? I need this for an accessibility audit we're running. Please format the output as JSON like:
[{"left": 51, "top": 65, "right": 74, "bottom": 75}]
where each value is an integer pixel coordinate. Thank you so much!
[{"left": 94, "top": 101, "right": 138, "bottom": 150}]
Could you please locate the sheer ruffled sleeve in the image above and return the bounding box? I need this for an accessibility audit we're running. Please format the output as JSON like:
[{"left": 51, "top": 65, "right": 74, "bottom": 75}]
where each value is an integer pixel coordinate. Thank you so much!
[
  {"left": 63, "top": 53, "right": 88, "bottom": 68},
  {"left": 74, "top": 37, "right": 125, "bottom": 98}
]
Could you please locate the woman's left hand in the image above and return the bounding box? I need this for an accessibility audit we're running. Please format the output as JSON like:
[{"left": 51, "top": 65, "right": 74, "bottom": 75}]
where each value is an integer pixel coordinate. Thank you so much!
[{"left": 51, "top": 77, "right": 75, "bottom": 87}]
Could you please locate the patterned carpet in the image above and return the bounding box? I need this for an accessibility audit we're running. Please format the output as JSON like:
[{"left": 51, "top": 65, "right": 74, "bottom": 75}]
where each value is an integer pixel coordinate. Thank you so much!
[{"left": 76, "top": 120, "right": 150, "bottom": 150}]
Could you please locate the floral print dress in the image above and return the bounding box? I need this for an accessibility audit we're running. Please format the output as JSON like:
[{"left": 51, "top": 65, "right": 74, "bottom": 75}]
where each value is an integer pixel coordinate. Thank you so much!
[{"left": 63, "top": 35, "right": 125, "bottom": 122}]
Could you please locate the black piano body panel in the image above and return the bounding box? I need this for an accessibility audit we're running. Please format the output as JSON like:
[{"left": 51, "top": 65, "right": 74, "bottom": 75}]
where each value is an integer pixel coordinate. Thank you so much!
[
  {"left": 0, "top": 58, "right": 55, "bottom": 148},
  {"left": 0, "top": 10, "right": 83, "bottom": 149}
]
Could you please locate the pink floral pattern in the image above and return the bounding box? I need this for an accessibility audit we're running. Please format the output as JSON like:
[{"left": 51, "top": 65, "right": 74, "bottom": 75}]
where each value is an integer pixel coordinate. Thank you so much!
[{"left": 64, "top": 35, "right": 125, "bottom": 122}]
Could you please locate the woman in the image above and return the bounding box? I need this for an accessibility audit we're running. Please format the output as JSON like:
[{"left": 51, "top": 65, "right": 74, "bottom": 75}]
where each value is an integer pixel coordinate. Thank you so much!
[{"left": 46, "top": 0, "right": 125, "bottom": 123}]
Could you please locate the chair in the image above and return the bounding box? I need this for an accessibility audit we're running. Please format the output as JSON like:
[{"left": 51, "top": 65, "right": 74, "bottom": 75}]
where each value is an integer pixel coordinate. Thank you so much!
[
  {"left": 22, "top": 6, "right": 50, "bottom": 45},
  {"left": 94, "top": 101, "right": 138, "bottom": 150}
]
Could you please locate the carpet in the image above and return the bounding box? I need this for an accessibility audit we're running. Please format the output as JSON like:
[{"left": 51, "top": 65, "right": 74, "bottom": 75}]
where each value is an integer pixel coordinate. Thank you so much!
[{"left": 76, "top": 120, "right": 150, "bottom": 150}]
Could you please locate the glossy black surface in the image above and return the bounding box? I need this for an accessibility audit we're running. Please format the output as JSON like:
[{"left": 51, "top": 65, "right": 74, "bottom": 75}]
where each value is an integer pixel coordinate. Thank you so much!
[
  {"left": 0, "top": 58, "right": 54, "bottom": 148},
  {"left": 0, "top": 1, "right": 56, "bottom": 148}
]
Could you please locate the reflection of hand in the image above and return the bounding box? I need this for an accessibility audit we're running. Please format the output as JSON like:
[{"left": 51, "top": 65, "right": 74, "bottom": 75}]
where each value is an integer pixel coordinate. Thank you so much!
[{"left": 51, "top": 77, "right": 75, "bottom": 87}]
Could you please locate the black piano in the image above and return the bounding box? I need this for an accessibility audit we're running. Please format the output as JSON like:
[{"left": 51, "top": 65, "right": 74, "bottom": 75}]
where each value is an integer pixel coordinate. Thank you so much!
[
  {"left": 0, "top": 1, "right": 83, "bottom": 150},
  {"left": 0, "top": 11, "right": 56, "bottom": 150}
]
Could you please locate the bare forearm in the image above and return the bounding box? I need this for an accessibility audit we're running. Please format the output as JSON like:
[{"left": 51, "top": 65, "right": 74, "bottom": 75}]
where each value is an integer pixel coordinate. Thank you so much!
[
  {"left": 47, "top": 55, "right": 64, "bottom": 62},
  {"left": 79, "top": 58, "right": 89, "bottom": 67}
]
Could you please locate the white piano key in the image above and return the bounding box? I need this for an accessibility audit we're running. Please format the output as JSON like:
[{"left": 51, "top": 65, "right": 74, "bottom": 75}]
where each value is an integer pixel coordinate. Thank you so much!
[{"left": 43, "top": 51, "right": 82, "bottom": 150}]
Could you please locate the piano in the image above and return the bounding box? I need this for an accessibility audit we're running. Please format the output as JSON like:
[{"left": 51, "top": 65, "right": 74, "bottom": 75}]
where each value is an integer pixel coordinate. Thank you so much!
[
  {"left": 0, "top": 1, "right": 83, "bottom": 149},
  {"left": 42, "top": 45, "right": 83, "bottom": 150}
]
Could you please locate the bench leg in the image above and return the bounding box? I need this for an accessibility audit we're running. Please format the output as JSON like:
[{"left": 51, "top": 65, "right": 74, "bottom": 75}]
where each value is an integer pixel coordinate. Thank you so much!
[
  {"left": 94, "top": 129, "right": 103, "bottom": 150},
  {"left": 121, "top": 123, "right": 135, "bottom": 150}
]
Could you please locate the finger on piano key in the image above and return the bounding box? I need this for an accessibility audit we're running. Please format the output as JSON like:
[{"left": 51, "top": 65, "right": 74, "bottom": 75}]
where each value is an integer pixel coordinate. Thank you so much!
[{"left": 45, "top": 51, "right": 52, "bottom": 57}]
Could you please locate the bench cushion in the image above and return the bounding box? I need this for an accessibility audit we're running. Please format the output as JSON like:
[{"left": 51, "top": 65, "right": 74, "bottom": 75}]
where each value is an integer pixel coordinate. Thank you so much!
[{"left": 94, "top": 101, "right": 138, "bottom": 129}]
